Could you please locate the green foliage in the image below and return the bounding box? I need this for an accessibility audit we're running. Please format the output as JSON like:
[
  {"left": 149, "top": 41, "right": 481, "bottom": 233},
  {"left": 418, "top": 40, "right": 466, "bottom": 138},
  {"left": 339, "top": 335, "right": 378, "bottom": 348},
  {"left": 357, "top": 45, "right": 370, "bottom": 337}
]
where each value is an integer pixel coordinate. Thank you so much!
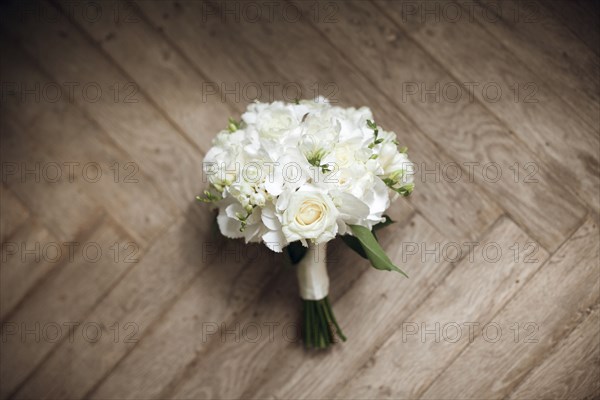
[
  {"left": 195, "top": 190, "right": 220, "bottom": 203},
  {"left": 228, "top": 117, "right": 241, "bottom": 132},
  {"left": 382, "top": 170, "right": 414, "bottom": 197},
  {"left": 341, "top": 215, "right": 394, "bottom": 259},
  {"left": 348, "top": 224, "right": 408, "bottom": 277},
  {"left": 366, "top": 119, "right": 381, "bottom": 149},
  {"left": 303, "top": 297, "right": 346, "bottom": 349}
]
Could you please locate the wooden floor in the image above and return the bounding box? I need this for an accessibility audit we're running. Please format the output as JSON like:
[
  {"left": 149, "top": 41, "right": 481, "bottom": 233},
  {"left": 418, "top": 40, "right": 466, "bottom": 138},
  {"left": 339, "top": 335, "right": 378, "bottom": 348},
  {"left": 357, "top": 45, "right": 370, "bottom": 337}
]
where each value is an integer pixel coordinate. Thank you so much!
[{"left": 1, "top": 0, "right": 599, "bottom": 399}]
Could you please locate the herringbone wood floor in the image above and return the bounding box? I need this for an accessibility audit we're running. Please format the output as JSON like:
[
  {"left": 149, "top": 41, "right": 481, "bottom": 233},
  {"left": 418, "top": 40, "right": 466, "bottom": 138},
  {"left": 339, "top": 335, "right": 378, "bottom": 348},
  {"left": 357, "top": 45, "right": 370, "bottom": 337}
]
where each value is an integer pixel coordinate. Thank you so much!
[{"left": 1, "top": 0, "right": 599, "bottom": 399}]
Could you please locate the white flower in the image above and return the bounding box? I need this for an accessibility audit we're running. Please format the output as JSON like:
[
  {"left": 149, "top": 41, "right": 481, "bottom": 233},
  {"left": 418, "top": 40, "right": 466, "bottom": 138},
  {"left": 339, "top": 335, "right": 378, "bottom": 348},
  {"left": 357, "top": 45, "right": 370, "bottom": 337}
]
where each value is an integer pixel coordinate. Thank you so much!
[
  {"left": 217, "top": 202, "right": 263, "bottom": 243},
  {"left": 264, "top": 149, "right": 311, "bottom": 196},
  {"left": 242, "top": 101, "right": 299, "bottom": 141},
  {"left": 201, "top": 98, "right": 414, "bottom": 252},
  {"left": 261, "top": 203, "right": 288, "bottom": 252},
  {"left": 278, "top": 185, "right": 339, "bottom": 246},
  {"left": 378, "top": 142, "right": 413, "bottom": 179}
]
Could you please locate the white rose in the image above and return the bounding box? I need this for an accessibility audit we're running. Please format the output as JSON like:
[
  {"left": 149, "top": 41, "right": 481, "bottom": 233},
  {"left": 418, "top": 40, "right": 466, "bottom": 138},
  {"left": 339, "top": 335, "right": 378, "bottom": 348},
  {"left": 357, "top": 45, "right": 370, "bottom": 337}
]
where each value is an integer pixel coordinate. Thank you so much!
[
  {"left": 329, "top": 140, "right": 362, "bottom": 169},
  {"left": 278, "top": 186, "right": 339, "bottom": 245},
  {"left": 242, "top": 102, "right": 298, "bottom": 140}
]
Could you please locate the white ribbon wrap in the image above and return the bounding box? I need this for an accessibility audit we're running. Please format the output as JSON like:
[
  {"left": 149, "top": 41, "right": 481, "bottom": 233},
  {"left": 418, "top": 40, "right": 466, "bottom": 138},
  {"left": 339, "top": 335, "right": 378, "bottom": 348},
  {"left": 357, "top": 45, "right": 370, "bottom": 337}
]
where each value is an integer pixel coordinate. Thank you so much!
[{"left": 296, "top": 243, "right": 329, "bottom": 301}]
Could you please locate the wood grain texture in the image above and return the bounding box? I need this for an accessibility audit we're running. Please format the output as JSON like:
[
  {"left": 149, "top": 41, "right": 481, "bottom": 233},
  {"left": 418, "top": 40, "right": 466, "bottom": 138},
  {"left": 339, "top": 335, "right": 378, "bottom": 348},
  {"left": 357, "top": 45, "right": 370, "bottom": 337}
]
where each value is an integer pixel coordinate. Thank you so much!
[
  {"left": 0, "top": 0, "right": 598, "bottom": 398},
  {"left": 0, "top": 185, "right": 29, "bottom": 243},
  {"left": 0, "top": 0, "right": 207, "bottom": 224},
  {"left": 1, "top": 113, "right": 103, "bottom": 243},
  {"left": 0, "top": 38, "right": 175, "bottom": 247},
  {"left": 380, "top": 0, "right": 600, "bottom": 215},
  {"left": 336, "top": 216, "right": 549, "bottom": 399},
  {"left": 508, "top": 306, "right": 600, "bottom": 399},
  {"left": 0, "top": 219, "right": 131, "bottom": 398},
  {"left": 421, "top": 217, "right": 599, "bottom": 399},
  {"left": 543, "top": 0, "right": 600, "bottom": 56},
  {"left": 471, "top": 0, "right": 600, "bottom": 130},
  {"left": 0, "top": 219, "right": 57, "bottom": 321},
  {"left": 301, "top": 0, "right": 587, "bottom": 252},
  {"left": 11, "top": 216, "right": 209, "bottom": 399},
  {"left": 54, "top": 0, "right": 235, "bottom": 153}
]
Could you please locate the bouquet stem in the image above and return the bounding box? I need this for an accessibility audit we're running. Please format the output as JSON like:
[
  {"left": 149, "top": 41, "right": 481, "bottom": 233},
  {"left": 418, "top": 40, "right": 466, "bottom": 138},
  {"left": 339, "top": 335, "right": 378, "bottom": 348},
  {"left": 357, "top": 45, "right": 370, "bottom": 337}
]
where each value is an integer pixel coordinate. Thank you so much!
[
  {"left": 296, "top": 243, "right": 346, "bottom": 349},
  {"left": 302, "top": 297, "right": 346, "bottom": 349}
]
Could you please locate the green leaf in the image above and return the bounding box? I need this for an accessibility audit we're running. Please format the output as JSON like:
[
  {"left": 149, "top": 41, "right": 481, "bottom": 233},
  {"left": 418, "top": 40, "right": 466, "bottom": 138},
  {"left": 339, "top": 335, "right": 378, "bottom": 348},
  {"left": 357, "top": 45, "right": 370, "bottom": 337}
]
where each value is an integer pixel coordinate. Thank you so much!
[
  {"left": 341, "top": 215, "right": 395, "bottom": 259},
  {"left": 286, "top": 241, "right": 308, "bottom": 264},
  {"left": 341, "top": 235, "right": 368, "bottom": 259},
  {"left": 349, "top": 224, "right": 408, "bottom": 277}
]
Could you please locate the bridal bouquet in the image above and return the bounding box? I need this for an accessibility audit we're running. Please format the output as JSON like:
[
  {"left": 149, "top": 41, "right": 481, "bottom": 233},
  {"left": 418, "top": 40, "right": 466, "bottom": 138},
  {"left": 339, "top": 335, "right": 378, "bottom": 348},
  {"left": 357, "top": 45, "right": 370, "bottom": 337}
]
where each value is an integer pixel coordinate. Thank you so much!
[{"left": 198, "top": 98, "right": 414, "bottom": 348}]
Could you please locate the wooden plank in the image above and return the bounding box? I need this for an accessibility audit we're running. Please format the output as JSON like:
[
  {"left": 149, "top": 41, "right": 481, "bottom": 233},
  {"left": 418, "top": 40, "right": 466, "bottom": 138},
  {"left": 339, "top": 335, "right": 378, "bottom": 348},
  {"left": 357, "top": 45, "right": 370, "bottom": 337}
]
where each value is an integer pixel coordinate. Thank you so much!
[
  {"left": 1, "top": 219, "right": 58, "bottom": 320},
  {"left": 0, "top": 0, "right": 209, "bottom": 224},
  {"left": 507, "top": 306, "right": 600, "bottom": 399},
  {"left": 420, "top": 217, "right": 599, "bottom": 399},
  {"left": 12, "top": 215, "right": 219, "bottom": 399},
  {"left": 1, "top": 114, "right": 103, "bottom": 243},
  {"left": 335, "top": 216, "right": 548, "bottom": 399},
  {"left": 162, "top": 214, "right": 447, "bottom": 399},
  {"left": 137, "top": 0, "right": 502, "bottom": 243},
  {"left": 86, "top": 244, "right": 279, "bottom": 399},
  {"left": 468, "top": 0, "right": 600, "bottom": 129},
  {"left": 138, "top": 0, "right": 328, "bottom": 108},
  {"left": 379, "top": 0, "right": 599, "bottom": 215},
  {"left": 89, "top": 208, "right": 415, "bottom": 399},
  {"left": 0, "top": 218, "right": 132, "bottom": 398},
  {"left": 543, "top": 0, "right": 600, "bottom": 56},
  {"left": 53, "top": 0, "right": 236, "bottom": 153},
  {"left": 301, "top": 0, "right": 586, "bottom": 252},
  {"left": 0, "top": 38, "right": 176, "bottom": 246},
  {"left": 0, "top": 185, "right": 30, "bottom": 242}
]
